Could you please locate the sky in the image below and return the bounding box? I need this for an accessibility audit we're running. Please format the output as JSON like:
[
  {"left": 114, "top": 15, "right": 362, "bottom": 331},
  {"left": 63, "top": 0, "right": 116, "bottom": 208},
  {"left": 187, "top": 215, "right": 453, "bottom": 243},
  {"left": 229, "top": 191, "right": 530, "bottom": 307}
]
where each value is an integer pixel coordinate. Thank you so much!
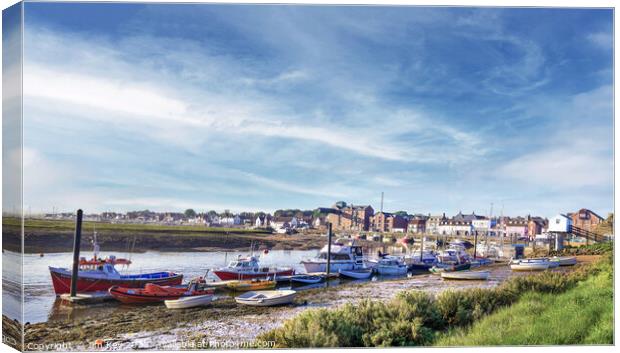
[{"left": 13, "top": 3, "right": 614, "bottom": 218}]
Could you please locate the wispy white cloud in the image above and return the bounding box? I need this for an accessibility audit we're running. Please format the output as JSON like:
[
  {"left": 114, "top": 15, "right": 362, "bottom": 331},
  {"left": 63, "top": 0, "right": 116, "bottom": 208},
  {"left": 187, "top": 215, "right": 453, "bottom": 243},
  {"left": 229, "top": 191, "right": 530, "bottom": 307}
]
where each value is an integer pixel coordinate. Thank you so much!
[
  {"left": 23, "top": 26, "right": 484, "bottom": 164},
  {"left": 587, "top": 31, "right": 612, "bottom": 50}
]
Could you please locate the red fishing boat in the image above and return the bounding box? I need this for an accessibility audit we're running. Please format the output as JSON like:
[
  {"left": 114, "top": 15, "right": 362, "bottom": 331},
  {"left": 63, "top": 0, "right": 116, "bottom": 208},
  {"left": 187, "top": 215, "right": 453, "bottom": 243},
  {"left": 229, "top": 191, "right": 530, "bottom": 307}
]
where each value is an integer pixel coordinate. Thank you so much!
[
  {"left": 49, "top": 232, "right": 183, "bottom": 295},
  {"left": 109, "top": 281, "right": 214, "bottom": 304},
  {"left": 211, "top": 255, "right": 294, "bottom": 281}
]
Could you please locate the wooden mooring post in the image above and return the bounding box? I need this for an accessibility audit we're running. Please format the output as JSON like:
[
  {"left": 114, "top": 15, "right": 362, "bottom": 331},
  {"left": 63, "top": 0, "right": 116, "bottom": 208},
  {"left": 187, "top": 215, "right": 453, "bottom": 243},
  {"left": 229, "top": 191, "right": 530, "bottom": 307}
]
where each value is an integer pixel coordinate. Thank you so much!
[{"left": 70, "top": 209, "right": 83, "bottom": 297}]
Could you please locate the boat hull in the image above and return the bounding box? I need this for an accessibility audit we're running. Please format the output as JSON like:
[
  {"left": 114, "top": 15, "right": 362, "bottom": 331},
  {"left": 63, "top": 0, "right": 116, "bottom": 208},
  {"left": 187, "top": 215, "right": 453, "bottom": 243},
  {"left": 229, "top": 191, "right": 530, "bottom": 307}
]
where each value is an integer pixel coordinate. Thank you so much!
[
  {"left": 235, "top": 290, "right": 296, "bottom": 307},
  {"left": 510, "top": 263, "right": 550, "bottom": 271},
  {"left": 553, "top": 256, "right": 577, "bottom": 266},
  {"left": 441, "top": 271, "right": 490, "bottom": 280},
  {"left": 376, "top": 266, "right": 408, "bottom": 276},
  {"left": 165, "top": 294, "right": 213, "bottom": 309},
  {"left": 339, "top": 269, "right": 373, "bottom": 279},
  {"left": 49, "top": 267, "right": 183, "bottom": 295},
  {"left": 108, "top": 285, "right": 213, "bottom": 304},
  {"left": 212, "top": 269, "right": 294, "bottom": 281},
  {"left": 301, "top": 261, "right": 358, "bottom": 273},
  {"left": 290, "top": 275, "right": 323, "bottom": 284},
  {"left": 225, "top": 280, "right": 276, "bottom": 291}
]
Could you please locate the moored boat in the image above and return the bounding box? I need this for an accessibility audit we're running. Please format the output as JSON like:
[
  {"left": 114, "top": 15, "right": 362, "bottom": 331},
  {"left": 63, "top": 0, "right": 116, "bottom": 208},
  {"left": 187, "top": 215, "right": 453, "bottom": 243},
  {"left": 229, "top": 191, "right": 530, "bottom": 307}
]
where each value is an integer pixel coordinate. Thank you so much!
[
  {"left": 109, "top": 281, "right": 213, "bottom": 304},
  {"left": 441, "top": 270, "right": 490, "bottom": 280},
  {"left": 225, "top": 278, "right": 276, "bottom": 291},
  {"left": 235, "top": 290, "right": 296, "bottom": 307},
  {"left": 376, "top": 256, "right": 408, "bottom": 276},
  {"left": 211, "top": 255, "right": 294, "bottom": 281},
  {"left": 164, "top": 294, "right": 214, "bottom": 309},
  {"left": 551, "top": 256, "right": 577, "bottom": 266},
  {"left": 338, "top": 268, "right": 373, "bottom": 280},
  {"left": 290, "top": 275, "right": 323, "bottom": 284},
  {"left": 510, "top": 261, "right": 550, "bottom": 271},
  {"left": 470, "top": 258, "right": 493, "bottom": 267},
  {"left": 49, "top": 235, "right": 183, "bottom": 295},
  {"left": 429, "top": 262, "right": 471, "bottom": 274},
  {"left": 301, "top": 239, "right": 365, "bottom": 273}
]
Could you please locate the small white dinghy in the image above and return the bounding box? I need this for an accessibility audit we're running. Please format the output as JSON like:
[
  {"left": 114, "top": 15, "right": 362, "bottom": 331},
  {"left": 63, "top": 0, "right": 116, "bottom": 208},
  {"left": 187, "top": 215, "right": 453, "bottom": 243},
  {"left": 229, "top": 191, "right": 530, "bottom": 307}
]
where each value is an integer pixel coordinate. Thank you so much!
[
  {"left": 164, "top": 294, "right": 213, "bottom": 309},
  {"left": 551, "top": 256, "right": 577, "bottom": 266},
  {"left": 510, "top": 261, "right": 550, "bottom": 271},
  {"left": 235, "top": 290, "right": 296, "bottom": 307},
  {"left": 441, "top": 270, "right": 490, "bottom": 280},
  {"left": 339, "top": 268, "right": 373, "bottom": 280}
]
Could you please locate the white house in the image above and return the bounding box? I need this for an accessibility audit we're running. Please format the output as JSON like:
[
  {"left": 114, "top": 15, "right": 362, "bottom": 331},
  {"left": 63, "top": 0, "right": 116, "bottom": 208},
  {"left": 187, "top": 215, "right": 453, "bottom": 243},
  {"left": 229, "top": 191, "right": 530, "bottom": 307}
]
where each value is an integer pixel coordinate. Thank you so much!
[
  {"left": 548, "top": 214, "right": 572, "bottom": 233},
  {"left": 221, "top": 215, "right": 242, "bottom": 226}
]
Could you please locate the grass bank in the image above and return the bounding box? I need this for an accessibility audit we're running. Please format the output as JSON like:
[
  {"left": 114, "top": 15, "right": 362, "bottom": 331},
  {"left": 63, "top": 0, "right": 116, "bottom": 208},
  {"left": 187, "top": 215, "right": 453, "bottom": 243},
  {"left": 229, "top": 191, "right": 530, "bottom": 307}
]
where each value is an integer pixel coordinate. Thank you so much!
[
  {"left": 435, "top": 258, "right": 613, "bottom": 345},
  {"left": 259, "top": 253, "right": 612, "bottom": 347}
]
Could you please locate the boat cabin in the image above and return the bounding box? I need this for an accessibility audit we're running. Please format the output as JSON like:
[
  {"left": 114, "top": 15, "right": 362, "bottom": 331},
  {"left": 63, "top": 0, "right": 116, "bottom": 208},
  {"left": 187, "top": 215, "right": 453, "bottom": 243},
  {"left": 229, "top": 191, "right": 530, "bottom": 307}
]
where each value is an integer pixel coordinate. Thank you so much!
[{"left": 228, "top": 256, "right": 259, "bottom": 268}]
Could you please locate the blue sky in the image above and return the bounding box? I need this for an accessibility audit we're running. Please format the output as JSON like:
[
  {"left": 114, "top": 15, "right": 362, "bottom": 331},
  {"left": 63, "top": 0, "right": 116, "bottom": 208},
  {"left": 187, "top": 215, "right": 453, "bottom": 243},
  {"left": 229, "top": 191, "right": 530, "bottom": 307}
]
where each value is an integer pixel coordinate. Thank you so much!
[{"left": 18, "top": 3, "right": 613, "bottom": 218}]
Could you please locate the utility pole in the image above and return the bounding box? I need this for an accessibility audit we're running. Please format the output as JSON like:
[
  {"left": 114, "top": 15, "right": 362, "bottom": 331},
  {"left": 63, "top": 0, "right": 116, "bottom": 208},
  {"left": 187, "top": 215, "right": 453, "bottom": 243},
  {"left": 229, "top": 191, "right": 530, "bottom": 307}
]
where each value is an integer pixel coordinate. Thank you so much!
[{"left": 326, "top": 223, "right": 333, "bottom": 278}]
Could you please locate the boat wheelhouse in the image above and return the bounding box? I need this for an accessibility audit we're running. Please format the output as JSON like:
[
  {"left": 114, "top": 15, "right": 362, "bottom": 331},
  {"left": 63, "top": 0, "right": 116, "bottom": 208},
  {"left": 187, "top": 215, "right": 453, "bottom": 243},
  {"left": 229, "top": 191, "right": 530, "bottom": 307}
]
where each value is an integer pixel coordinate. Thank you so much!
[
  {"left": 211, "top": 255, "right": 294, "bottom": 281},
  {"left": 300, "top": 240, "right": 365, "bottom": 273}
]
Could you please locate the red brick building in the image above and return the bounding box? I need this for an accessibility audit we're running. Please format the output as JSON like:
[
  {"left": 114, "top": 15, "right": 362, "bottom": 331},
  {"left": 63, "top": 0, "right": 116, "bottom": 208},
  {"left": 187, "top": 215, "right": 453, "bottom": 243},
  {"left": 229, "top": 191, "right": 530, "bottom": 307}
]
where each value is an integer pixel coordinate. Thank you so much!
[
  {"left": 372, "top": 212, "right": 408, "bottom": 233},
  {"left": 568, "top": 209, "right": 604, "bottom": 233},
  {"left": 326, "top": 203, "right": 374, "bottom": 231}
]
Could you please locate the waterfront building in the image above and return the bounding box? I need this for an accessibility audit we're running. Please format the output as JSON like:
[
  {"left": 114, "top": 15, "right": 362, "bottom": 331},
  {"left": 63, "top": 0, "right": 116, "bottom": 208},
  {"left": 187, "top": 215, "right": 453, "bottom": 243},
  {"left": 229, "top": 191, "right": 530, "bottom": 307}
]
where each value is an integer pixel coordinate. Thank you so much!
[
  {"left": 567, "top": 208, "right": 605, "bottom": 232},
  {"left": 527, "top": 216, "right": 548, "bottom": 237},
  {"left": 548, "top": 214, "right": 572, "bottom": 233},
  {"left": 426, "top": 213, "right": 447, "bottom": 234},
  {"left": 326, "top": 203, "right": 374, "bottom": 231},
  {"left": 438, "top": 212, "right": 485, "bottom": 236},
  {"left": 407, "top": 216, "right": 427, "bottom": 234},
  {"left": 504, "top": 217, "right": 528, "bottom": 239},
  {"left": 371, "top": 212, "right": 408, "bottom": 233}
]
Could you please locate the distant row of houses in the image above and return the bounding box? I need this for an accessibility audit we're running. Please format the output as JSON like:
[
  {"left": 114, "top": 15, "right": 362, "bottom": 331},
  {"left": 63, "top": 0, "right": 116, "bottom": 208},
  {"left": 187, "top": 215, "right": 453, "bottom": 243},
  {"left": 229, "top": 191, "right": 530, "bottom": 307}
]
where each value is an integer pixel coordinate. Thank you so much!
[
  {"left": 42, "top": 203, "right": 608, "bottom": 238},
  {"left": 321, "top": 201, "right": 608, "bottom": 238}
]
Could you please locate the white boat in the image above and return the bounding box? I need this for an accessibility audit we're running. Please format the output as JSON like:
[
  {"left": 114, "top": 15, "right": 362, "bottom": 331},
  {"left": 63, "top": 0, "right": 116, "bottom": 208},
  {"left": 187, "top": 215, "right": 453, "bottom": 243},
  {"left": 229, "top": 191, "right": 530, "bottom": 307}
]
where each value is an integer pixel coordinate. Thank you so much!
[
  {"left": 551, "top": 256, "right": 577, "bottom": 266},
  {"left": 290, "top": 275, "right": 323, "bottom": 284},
  {"left": 301, "top": 240, "right": 365, "bottom": 273},
  {"left": 339, "top": 268, "right": 373, "bottom": 280},
  {"left": 234, "top": 290, "right": 297, "bottom": 307},
  {"left": 511, "top": 257, "right": 559, "bottom": 268},
  {"left": 441, "top": 270, "right": 490, "bottom": 280},
  {"left": 376, "top": 256, "right": 408, "bottom": 276},
  {"left": 164, "top": 294, "right": 213, "bottom": 309},
  {"left": 510, "top": 261, "right": 550, "bottom": 271}
]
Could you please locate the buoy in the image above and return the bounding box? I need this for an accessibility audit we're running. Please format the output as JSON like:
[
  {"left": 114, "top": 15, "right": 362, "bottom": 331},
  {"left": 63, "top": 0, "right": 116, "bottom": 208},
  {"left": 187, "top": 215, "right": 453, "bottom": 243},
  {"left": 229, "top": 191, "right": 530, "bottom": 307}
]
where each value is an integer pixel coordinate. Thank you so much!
[
  {"left": 263, "top": 249, "right": 269, "bottom": 255},
  {"left": 94, "top": 339, "right": 105, "bottom": 347},
  {"left": 40, "top": 253, "right": 44, "bottom": 257}
]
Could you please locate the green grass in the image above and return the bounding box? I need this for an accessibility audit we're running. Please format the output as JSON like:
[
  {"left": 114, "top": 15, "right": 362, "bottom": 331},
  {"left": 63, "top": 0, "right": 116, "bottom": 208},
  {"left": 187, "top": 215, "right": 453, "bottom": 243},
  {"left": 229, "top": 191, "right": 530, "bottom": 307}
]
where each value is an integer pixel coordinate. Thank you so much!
[
  {"left": 435, "top": 264, "right": 613, "bottom": 346},
  {"left": 259, "top": 253, "right": 613, "bottom": 347},
  {"left": 3, "top": 217, "right": 269, "bottom": 235}
]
